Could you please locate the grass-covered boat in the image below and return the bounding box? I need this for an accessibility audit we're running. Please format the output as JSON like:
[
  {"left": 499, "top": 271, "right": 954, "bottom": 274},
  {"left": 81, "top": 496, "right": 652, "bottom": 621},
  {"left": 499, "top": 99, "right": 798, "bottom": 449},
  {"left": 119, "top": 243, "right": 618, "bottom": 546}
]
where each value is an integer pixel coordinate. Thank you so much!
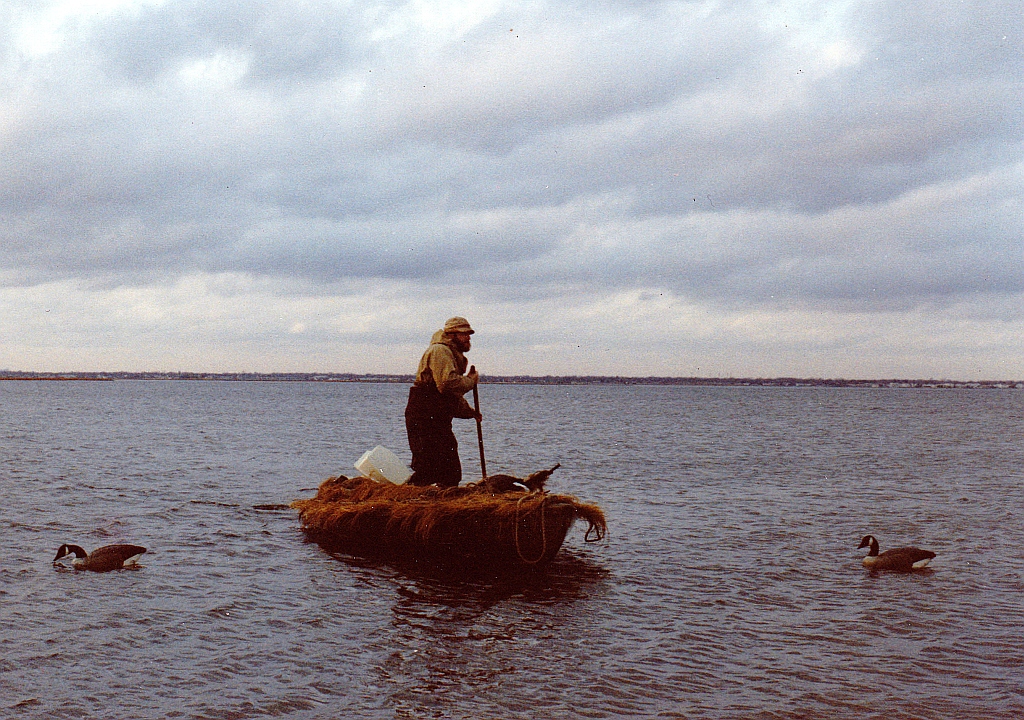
[{"left": 292, "top": 467, "right": 606, "bottom": 568}]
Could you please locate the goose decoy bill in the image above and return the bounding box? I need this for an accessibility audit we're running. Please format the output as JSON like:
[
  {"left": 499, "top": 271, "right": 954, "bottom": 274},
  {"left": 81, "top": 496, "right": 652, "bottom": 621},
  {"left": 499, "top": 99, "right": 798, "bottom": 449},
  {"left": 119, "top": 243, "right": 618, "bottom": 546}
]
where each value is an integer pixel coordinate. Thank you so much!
[
  {"left": 858, "top": 534, "right": 935, "bottom": 572},
  {"left": 53, "top": 543, "right": 147, "bottom": 572}
]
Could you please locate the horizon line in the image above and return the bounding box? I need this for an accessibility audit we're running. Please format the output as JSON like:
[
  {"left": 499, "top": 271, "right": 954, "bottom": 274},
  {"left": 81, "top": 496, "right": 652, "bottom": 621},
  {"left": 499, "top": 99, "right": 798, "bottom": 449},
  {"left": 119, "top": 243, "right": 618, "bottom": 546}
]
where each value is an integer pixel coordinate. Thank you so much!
[{"left": 1, "top": 370, "right": 1021, "bottom": 387}]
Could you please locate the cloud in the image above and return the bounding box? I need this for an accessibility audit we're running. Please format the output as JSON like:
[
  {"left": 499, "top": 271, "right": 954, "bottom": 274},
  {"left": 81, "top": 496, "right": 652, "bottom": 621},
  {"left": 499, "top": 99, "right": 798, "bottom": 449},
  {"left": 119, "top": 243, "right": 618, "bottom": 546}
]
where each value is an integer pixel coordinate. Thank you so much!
[
  {"left": 3, "top": 272, "right": 1020, "bottom": 380},
  {"left": 0, "top": 0, "right": 1021, "bottom": 376}
]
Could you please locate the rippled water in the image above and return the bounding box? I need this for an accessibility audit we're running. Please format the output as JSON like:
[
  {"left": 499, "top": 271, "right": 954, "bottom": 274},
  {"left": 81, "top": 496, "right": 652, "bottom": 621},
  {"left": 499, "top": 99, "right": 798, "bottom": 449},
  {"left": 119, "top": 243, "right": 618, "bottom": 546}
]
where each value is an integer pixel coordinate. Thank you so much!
[{"left": 2, "top": 380, "right": 1022, "bottom": 719}]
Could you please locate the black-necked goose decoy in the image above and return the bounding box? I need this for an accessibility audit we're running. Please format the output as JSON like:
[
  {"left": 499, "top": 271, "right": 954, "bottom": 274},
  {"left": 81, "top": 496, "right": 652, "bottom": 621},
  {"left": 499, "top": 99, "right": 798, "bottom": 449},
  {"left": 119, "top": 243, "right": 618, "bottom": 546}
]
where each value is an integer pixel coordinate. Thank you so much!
[
  {"left": 53, "top": 543, "right": 147, "bottom": 572},
  {"left": 858, "top": 534, "right": 934, "bottom": 572}
]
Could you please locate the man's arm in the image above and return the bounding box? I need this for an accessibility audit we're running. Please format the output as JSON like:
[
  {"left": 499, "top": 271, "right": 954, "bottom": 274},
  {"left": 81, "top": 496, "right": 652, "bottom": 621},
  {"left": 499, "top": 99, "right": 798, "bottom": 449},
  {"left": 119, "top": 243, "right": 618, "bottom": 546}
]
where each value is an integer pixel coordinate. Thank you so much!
[{"left": 428, "top": 346, "right": 477, "bottom": 396}]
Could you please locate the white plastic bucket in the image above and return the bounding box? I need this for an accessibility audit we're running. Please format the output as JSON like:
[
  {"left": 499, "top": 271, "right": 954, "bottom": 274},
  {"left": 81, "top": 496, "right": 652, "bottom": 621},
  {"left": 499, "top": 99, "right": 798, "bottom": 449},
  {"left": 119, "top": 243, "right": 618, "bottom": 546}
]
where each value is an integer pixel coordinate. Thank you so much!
[{"left": 354, "top": 445, "right": 412, "bottom": 484}]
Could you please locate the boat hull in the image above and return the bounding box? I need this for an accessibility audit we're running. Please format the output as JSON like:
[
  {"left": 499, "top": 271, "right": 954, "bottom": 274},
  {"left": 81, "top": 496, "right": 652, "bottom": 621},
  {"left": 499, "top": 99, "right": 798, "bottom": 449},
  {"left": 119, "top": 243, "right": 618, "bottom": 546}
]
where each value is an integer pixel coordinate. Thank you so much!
[{"left": 292, "top": 475, "right": 605, "bottom": 568}]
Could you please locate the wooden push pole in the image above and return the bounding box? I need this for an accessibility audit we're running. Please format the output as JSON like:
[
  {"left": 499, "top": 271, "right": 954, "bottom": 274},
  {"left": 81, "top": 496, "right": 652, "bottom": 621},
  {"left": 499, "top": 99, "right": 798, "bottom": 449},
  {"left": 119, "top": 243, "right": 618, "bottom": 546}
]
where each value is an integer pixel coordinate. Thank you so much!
[{"left": 471, "top": 366, "right": 487, "bottom": 479}]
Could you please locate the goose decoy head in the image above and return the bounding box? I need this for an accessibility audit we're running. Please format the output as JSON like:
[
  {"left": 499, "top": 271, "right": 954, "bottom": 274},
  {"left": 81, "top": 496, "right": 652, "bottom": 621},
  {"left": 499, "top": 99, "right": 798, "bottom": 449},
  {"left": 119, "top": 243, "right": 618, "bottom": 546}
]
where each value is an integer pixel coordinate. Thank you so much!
[
  {"left": 524, "top": 463, "right": 560, "bottom": 492},
  {"left": 53, "top": 543, "right": 87, "bottom": 563},
  {"left": 857, "top": 535, "right": 879, "bottom": 556}
]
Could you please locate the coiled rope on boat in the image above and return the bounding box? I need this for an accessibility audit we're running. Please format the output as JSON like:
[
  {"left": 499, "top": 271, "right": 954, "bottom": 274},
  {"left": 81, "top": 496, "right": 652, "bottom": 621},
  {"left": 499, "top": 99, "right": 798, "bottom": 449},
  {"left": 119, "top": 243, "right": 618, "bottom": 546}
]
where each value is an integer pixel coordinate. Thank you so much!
[
  {"left": 514, "top": 493, "right": 548, "bottom": 565},
  {"left": 513, "top": 492, "right": 607, "bottom": 563},
  {"left": 584, "top": 519, "right": 605, "bottom": 543}
]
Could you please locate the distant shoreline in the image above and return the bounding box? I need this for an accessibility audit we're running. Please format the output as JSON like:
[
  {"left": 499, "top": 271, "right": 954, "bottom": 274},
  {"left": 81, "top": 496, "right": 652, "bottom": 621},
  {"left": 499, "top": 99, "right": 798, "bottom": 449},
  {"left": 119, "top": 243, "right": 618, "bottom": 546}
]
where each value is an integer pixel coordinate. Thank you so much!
[{"left": 0, "top": 371, "right": 1020, "bottom": 389}]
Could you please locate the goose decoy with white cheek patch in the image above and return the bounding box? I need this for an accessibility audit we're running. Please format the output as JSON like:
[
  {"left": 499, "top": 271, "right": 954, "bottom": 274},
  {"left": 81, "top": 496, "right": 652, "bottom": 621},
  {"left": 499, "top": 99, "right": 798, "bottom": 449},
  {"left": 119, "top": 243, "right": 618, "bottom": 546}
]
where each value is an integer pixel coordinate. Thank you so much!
[
  {"left": 858, "top": 535, "right": 934, "bottom": 572},
  {"left": 53, "top": 543, "right": 147, "bottom": 572}
]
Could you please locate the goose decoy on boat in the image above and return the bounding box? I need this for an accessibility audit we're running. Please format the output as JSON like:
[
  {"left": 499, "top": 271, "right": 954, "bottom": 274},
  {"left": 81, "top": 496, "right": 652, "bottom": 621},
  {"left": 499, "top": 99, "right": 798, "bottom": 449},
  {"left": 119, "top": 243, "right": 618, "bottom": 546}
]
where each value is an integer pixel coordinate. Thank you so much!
[
  {"left": 53, "top": 543, "right": 147, "bottom": 572},
  {"left": 858, "top": 535, "right": 934, "bottom": 572},
  {"left": 480, "top": 464, "right": 562, "bottom": 494}
]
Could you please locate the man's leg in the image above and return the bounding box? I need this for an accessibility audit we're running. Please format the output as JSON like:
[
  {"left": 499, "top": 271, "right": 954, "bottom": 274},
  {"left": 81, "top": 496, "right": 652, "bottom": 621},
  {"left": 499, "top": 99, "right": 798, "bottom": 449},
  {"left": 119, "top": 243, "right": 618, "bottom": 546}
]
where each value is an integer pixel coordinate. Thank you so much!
[{"left": 433, "top": 426, "right": 462, "bottom": 488}]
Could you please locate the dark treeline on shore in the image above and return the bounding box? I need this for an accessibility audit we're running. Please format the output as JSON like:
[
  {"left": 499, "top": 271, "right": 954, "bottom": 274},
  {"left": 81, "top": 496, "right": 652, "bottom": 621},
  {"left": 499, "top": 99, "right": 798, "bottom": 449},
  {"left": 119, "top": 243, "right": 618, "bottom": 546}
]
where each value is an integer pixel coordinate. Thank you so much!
[{"left": 1, "top": 370, "right": 1021, "bottom": 389}]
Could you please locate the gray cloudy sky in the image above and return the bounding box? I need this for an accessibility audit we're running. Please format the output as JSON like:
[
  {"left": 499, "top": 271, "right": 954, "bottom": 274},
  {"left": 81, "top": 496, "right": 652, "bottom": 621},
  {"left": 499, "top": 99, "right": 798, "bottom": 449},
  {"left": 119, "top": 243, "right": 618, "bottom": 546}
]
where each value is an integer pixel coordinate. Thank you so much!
[{"left": 1, "top": 0, "right": 1021, "bottom": 379}]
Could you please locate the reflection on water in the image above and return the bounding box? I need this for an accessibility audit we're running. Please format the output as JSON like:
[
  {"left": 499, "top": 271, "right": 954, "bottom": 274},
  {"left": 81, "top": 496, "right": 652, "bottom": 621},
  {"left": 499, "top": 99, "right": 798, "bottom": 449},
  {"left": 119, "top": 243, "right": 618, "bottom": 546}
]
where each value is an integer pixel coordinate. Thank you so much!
[
  {"left": 347, "top": 550, "right": 614, "bottom": 719},
  {"left": 328, "top": 548, "right": 611, "bottom": 608}
]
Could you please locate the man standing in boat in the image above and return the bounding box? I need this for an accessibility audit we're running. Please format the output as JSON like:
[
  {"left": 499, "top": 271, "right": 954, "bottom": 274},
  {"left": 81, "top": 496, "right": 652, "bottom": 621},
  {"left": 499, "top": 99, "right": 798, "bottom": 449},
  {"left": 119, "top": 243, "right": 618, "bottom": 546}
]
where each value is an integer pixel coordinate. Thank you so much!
[{"left": 404, "top": 316, "right": 481, "bottom": 487}]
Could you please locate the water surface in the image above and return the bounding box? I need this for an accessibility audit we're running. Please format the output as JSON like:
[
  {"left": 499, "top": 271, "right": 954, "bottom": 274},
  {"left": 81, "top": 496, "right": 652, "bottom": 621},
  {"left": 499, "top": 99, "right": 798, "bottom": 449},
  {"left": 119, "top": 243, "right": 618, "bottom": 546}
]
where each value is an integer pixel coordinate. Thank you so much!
[{"left": 2, "top": 381, "right": 1022, "bottom": 718}]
